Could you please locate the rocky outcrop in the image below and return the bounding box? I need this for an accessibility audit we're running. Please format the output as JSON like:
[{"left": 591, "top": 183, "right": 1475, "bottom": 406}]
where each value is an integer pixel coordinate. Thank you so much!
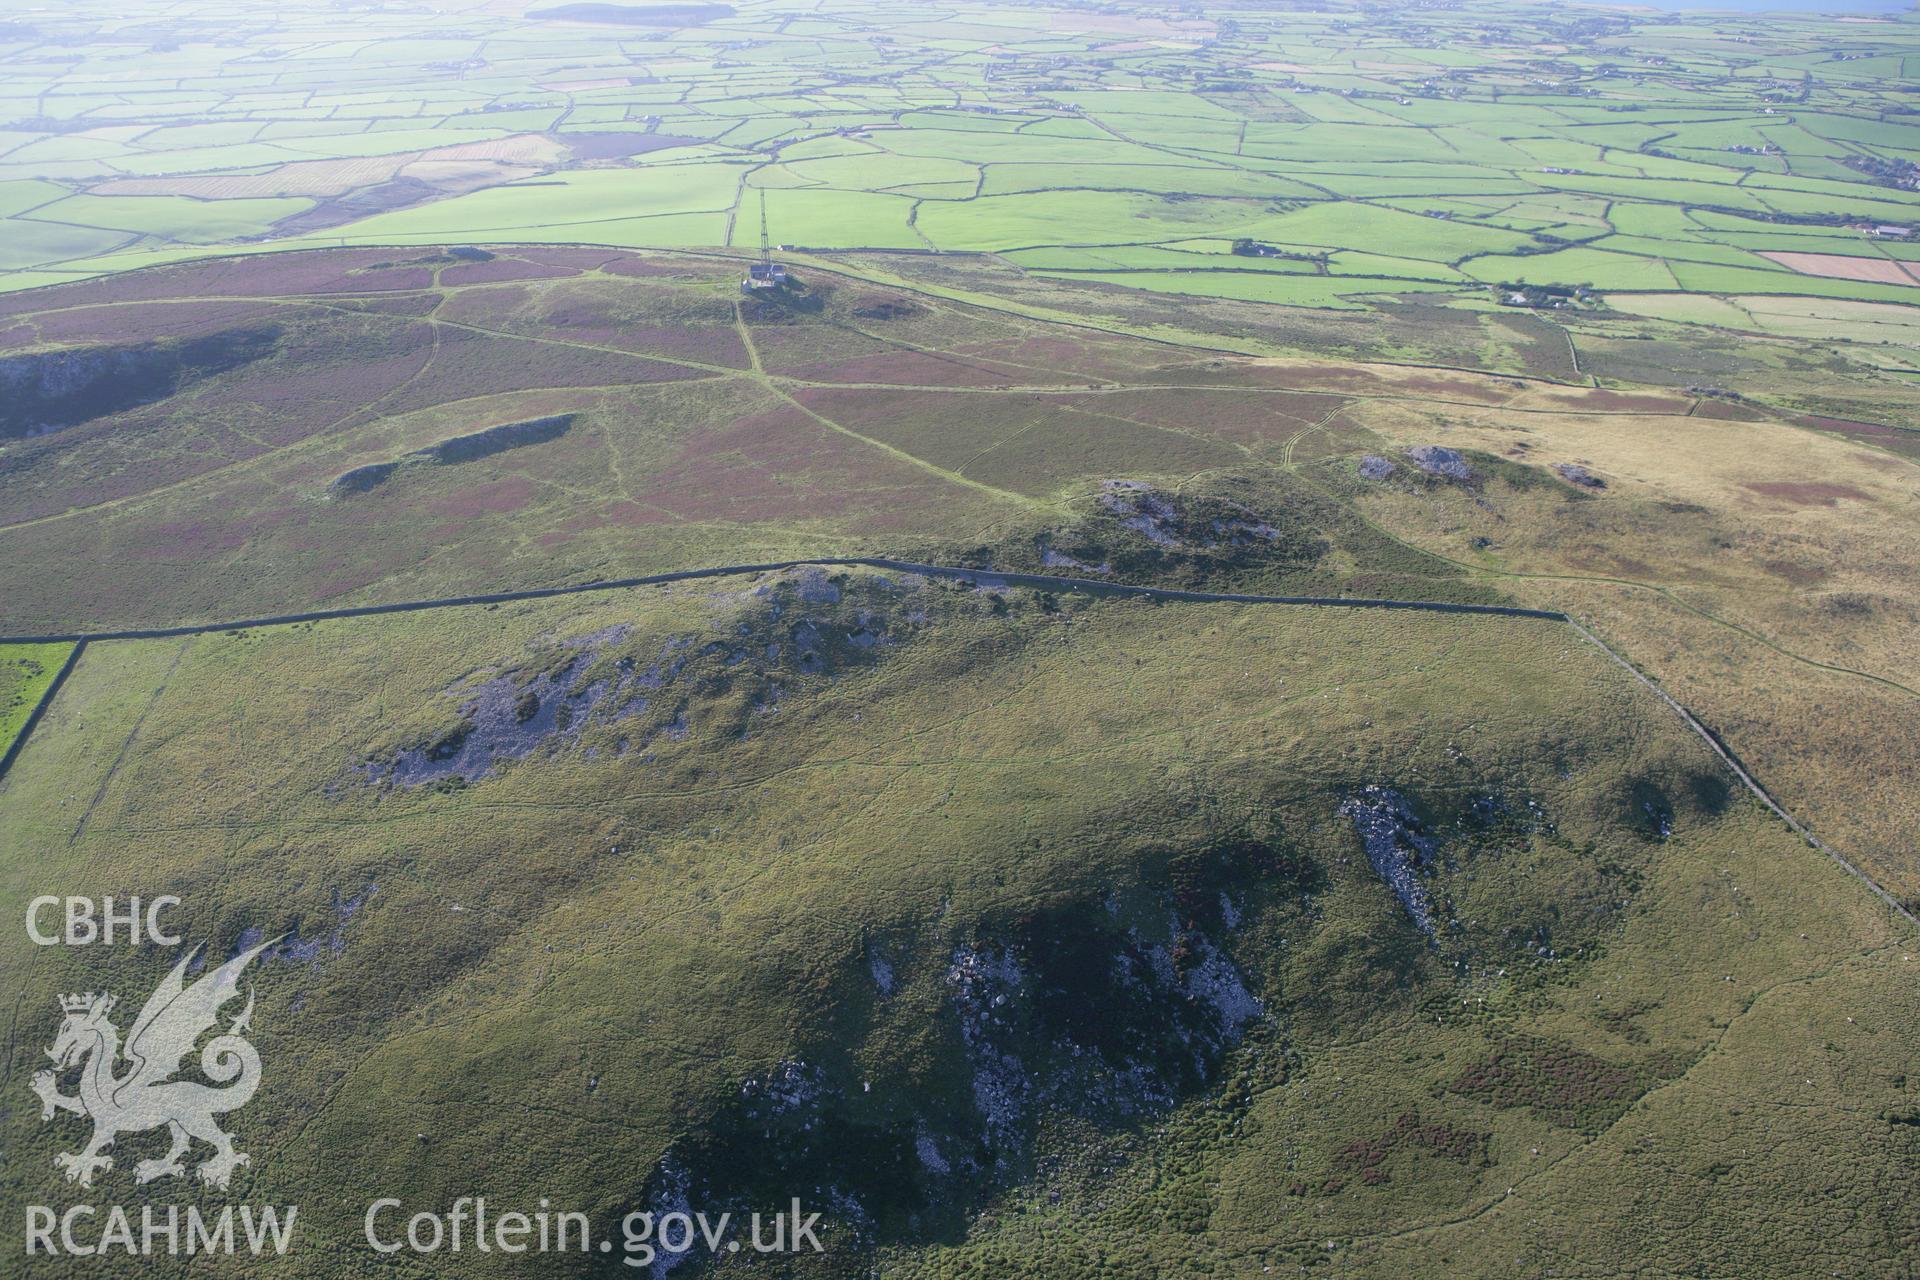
[
  {"left": 329, "top": 414, "right": 575, "bottom": 494},
  {"left": 1554, "top": 462, "right": 1606, "bottom": 489},
  {"left": 0, "top": 326, "right": 280, "bottom": 438},
  {"left": 418, "top": 412, "right": 573, "bottom": 464},
  {"left": 1340, "top": 786, "right": 1440, "bottom": 935},
  {"left": 1407, "top": 445, "right": 1475, "bottom": 482}
]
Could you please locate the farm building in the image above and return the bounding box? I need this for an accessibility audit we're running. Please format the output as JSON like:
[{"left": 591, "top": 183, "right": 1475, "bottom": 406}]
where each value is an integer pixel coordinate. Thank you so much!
[{"left": 742, "top": 261, "right": 790, "bottom": 291}]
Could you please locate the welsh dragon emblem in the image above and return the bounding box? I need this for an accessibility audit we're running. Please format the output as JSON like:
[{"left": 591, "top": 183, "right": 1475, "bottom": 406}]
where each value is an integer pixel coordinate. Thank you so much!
[{"left": 32, "top": 937, "right": 275, "bottom": 1190}]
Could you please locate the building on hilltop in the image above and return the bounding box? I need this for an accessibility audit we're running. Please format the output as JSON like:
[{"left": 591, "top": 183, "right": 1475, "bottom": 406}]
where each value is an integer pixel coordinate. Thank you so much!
[
  {"left": 743, "top": 261, "right": 789, "bottom": 291},
  {"left": 741, "top": 190, "right": 792, "bottom": 293}
]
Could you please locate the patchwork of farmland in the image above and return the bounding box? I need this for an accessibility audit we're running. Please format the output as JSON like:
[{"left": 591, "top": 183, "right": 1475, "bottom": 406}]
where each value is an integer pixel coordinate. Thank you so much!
[
  {"left": 0, "top": 0, "right": 1916, "bottom": 315},
  {"left": 2, "top": 6, "right": 1919, "bottom": 1277}
]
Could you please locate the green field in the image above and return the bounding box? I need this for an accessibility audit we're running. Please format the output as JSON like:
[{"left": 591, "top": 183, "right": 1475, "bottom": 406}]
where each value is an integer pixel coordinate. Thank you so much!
[
  {"left": 0, "top": 643, "right": 71, "bottom": 760},
  {"left": 0, "top": 0, "right": 1914, "bottom": 315}
]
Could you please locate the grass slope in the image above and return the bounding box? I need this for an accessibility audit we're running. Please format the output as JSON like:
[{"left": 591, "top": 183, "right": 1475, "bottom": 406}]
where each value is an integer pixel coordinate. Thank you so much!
[
  {"left": 0, "top": 642, "right": 70, "bottom": 760},
  {"left": 2, "top": 568, "right": 1910, "bottom": 1277},
  {"left": 1, "top": 246, "right": 1915, "bottom": 900}
]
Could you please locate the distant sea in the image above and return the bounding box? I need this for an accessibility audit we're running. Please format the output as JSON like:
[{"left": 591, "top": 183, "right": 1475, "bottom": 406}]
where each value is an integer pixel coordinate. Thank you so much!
[{"left": 1596, "top": 0, "right": 1911, "bottom": 12}]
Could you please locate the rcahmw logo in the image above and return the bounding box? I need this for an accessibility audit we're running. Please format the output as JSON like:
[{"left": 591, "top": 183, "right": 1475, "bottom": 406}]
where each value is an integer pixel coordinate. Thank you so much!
[
  {"left": 25, "top": 936, "right": 296, "bottom": 1259},
  {"left": 33, "top": 936, "right": 275, "bottom": 1189},
  {"left": 27, "top": 1204, "right": 295, "bottom": 1259}
]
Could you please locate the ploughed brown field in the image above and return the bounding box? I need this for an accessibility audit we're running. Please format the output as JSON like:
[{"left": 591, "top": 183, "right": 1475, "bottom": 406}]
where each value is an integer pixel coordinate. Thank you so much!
[{"left": 1761, "top": 250, "right": 1920, "bottom": 288}]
